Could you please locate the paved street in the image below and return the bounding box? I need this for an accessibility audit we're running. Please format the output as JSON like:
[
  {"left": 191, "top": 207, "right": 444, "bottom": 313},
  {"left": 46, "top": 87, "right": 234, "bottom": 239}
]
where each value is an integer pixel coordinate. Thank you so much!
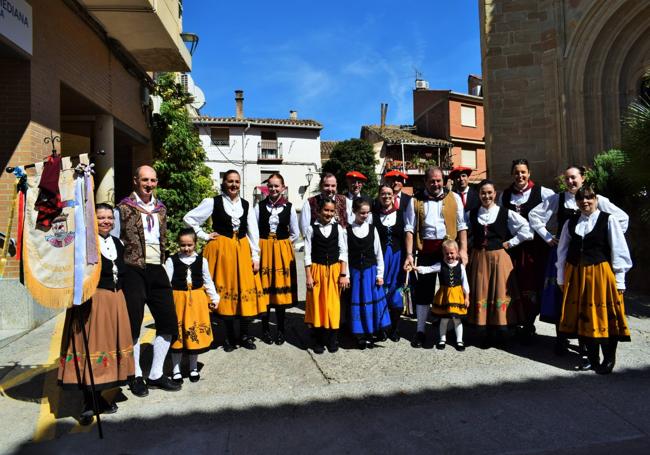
[{"left": 1, "top": 253, "right": 650, "bottom": 454}]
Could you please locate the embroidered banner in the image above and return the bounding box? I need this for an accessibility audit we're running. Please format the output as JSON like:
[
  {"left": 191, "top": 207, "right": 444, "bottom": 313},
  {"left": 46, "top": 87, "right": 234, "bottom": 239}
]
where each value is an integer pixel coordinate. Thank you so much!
[{"left": 23, "top": 155, "right": 100, "bottom": 309}]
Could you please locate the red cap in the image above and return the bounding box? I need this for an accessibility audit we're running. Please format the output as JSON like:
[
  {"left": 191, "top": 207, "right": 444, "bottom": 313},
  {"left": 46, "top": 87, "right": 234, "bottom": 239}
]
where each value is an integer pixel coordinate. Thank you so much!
[
  {"left": 449, "top": 166, "right": 473, "bottom": 178},
  {"left": 383, "top": 170, "right": 408, "bottom": 180},
  {"left": 345, "top": 171, "right": 367, "bottom": 181}
]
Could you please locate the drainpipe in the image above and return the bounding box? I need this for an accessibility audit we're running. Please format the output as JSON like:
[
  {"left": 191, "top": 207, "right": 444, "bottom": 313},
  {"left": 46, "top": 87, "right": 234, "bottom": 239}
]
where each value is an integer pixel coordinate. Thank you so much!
[{"left": 242, "top": 122, "right": 251, "bottom": 198}]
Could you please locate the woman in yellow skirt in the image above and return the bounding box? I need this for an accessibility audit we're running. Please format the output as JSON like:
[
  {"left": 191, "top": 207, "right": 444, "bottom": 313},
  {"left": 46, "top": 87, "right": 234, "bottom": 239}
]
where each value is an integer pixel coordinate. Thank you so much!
[
  {"left": 417, "top": 239, "right": 469, "bottom": 351},
  {"left": 467, "top": 179, "right": 533, "bottom": 348},
  {"left": 304, "top": 197, "right": 350, "bottom": 354},
  {"left": 556, "top": 185, "right": 632, "bottom": 374},
  {"left": 183, "top": 170, "right": 266, "bottom": 352},
  {"left": 58, "top": 203, "right": 134, "bottom": 425},
  {"left": 165, "top": 228, "right": 219, "bottom": 384},
  {"left": 255, "top": 173, "right": 299, "bottom": 345}
]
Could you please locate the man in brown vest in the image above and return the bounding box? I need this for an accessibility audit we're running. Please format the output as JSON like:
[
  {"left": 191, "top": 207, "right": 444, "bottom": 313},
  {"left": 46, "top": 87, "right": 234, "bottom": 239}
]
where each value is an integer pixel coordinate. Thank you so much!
[
  {"left": 115, "top": 165, "right": 180, "bottom": 395},
  {"left": 403, "top": 167, "right": 468, "bottom": 348},
  {"left": 299, "top": 172, "right": 348, "bottom": 234}
]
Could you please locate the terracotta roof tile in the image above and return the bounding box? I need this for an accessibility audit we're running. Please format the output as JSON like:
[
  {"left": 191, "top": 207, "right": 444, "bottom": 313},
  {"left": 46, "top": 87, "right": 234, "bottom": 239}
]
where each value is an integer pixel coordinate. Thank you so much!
[
  {"left": 362, "top": 125, "right": 453, "bottom": 147},
  {"left": 193, "top": 116, "right": 323, "bottom": 129},
  {"left": 320, "top": 140, "right": 339, "bottom": 159}
]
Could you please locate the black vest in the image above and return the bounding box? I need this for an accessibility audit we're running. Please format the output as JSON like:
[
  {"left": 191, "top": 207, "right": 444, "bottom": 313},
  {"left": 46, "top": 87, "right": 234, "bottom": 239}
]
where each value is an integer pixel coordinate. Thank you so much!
[
  {"left": 502, "top": 184, "right": 542, "bottom": 219},
  {"left": 439, "top": 262, "right": 463, "bottom": 287},
  {"left": 566, "top": 212, "right": 611, "bottom": 266},
  {"left": 97, "top": 236, "right": 126, "bottom": 291},
  {"left": 212, "top": 196, "right": 248, "bottom": 238},
  {"left": 170, "top": 254, "right": 204, "bottom": 290},
  {"left": 347, "top": 225, "right": 377, "bottom": 270},
  {"left": 470, "top": 207, "right": 511, "bottom": 250},
  {"left": 456, "top": 187, "right": 481, "bottom": 213},
  {"left": 311, "top": 223, "right": 340, "bottom": 266},
  {"left": 258, "top": 200, "right": 292, "bottom": 240},
  {"left": 557, "top": 192, "right": 580, "bottom": 234},
  {"left": 372, "top": 207, "right": 405, "bottom": 253}
]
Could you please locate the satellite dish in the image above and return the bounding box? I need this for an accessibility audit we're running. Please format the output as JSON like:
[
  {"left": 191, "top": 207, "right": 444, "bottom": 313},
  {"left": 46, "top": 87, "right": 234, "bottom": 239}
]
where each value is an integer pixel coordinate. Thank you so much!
[
  {"left": 182, "top": 73, "right": 206, "bottom": 111},
  {"left": 190, "top": 84, "right": 206, "bottom": 110}
]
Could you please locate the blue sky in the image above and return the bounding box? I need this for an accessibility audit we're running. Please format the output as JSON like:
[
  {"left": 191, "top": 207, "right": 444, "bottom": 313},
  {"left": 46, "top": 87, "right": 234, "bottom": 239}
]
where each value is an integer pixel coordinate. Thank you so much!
[{"left": 183, "top": 0, "right": 481, "bottom": 140}]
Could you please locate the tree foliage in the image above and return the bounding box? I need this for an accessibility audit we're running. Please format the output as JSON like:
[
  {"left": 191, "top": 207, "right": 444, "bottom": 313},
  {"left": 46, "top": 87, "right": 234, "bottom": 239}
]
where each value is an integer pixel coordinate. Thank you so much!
[
  {"left": 321, "top": 139, "right": 379, "bottom": 197},
  {"left": 152, "top": 73, "right": 214, "bottom": 249},
  {"left": 621, "top": 95, "right": 650, "bottom": 222}
]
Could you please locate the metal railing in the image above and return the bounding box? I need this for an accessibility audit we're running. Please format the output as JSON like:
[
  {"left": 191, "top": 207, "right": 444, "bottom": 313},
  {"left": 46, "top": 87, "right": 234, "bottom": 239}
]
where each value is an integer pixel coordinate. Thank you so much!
[{"left": 258, "top": 140, "right": 283, "bottom": 160}]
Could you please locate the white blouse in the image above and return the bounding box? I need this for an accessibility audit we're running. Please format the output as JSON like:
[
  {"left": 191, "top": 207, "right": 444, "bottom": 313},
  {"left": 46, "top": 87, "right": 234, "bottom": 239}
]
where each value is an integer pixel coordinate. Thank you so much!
[
  {"left": 349, "top": 221, "right": 384, "bottom": 279},
  {"left": 99, "top": 235, "right": 120, "bottom": 285},
  {"left": 403, "top": 191, "right": 467, "bottom": 238},
  {"left": 473, "top": 205, "right": 534, "bottom": 247},
  {"left": 164, "top": 253, "right": 220, "bottom": 305},
  {"left": 254, "top": 202, "right": 300, "bottom": 243},
  {"left": 529, "top": 192, "right": 629, "bottom": 243},
  {"left": 555, "top": 209, "right": 632, "bottom": 289},
  {"left": 303, "top": 219, "right": 348, "bottom": 267},
  {"left": 183, "top": 195, "right": 260, "bottom": 262},
  {"left": 497, "top": 185, "right": 555, "bottom": 209},
  {"left": 345, "top": 192, "right": 373, "bottom": 225},
  {"left": 417, "top": 260, "right": 470, "bottom": 294}
]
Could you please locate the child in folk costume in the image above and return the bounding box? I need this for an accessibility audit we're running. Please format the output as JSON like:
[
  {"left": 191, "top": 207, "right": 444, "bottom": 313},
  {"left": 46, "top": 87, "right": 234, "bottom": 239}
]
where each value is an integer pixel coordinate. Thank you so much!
[
  {"left": 417, "top": 239, "right": 469, "bottom": 351},
  {"left": 304, "top": 197, "right": 349, "bottom": 354},
  {"left": 256, "top": 173, "right": 299, "bottom": 345},
  {"left": 348, "top": 197, "right": 391, "bottom": 349},
  {"left": 165, "top": 228, "right": 219, "bottom": 384},
  {"left": 372, "top": 183, "right": 407, "bottom": 342},
  {"left": 556, "top": 186, "right": 632, "bottom": 374},
  {"left": 58, "top": 203, "right": 134, "bottom": 425},
  {"left": 467, "top": 179, "right": 533, "bottom": 348}
]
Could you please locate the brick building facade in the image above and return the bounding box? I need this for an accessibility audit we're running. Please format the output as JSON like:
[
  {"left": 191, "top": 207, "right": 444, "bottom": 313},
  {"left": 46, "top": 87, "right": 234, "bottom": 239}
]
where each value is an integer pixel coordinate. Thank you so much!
[
  {"left": 480, "top": 0, "right": 650, "bottom": 188},
  {"left": 0, "top": 0, "right": 191, "bottom": 334}
]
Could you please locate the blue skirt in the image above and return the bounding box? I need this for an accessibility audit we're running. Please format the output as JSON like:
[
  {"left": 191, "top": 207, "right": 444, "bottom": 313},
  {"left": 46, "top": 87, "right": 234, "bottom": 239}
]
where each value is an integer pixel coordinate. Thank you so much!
[
  {"left": 350, "top": 265, "right": 391, "bottom": 335},
  {"left": 540, "top": 246, "right": 561, "bottom": 324},
  {"left": 382, "top": 245, "right": 404, "bottom": 309}
]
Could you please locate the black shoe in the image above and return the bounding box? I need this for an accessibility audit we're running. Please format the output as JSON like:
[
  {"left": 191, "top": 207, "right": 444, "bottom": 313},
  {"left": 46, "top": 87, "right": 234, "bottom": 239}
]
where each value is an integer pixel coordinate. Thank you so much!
[
  {"left": 275, "top": 331, "right": 286, "bottom": 346},
  {"left": 410, "top": 332, "right": 425, "bottom": 348},
  {"left": 388, "top": 328, "right": 400, "bottom": 342},
  {"left": 172, "top": 372, "right": 184, "bottom": 385},
  {"left": 436, "top": 341, "right": 446, "bottom": 350},
  {"left": 455, "top": 342, "right": 466, "bottom": 352},
  {"left": 240, "top": 336, "right": 257, "bottom": 350},
  {"left": 129, "top": 377, "right": 149, "bottom": 397},
  {"left": 79, "top": 406, "right": 94, "bottom": 426},
  {"left": 375, "top": 331, "right": 388, "bottom": 342},
  {"left": 147, "top": 375, "right": 182, "bottom": 392},
  {"left": 357, "top": 337, "right": 369, "bottom": 350},
  {"left": 577, "top": 356, "right": 593, "bottom": 371},
  {"left": 189, "top": 370, "right": 201, "bottom": 382},
  {"left": 223, "top": 339, "right": 236, "bottom": 352},
  {"left": 261, "top": 331, "right": 273, "bottom": 345},
  {"left": 312, "top": 344, "right": 325, "bottom": 354},
  {"left": 327, "top": 339, "right": 339, "bottom": 353}
]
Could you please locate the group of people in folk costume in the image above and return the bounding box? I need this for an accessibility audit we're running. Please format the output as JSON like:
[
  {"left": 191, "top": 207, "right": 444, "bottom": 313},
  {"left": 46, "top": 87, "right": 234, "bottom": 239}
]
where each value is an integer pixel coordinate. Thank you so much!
[{"left": 57, "top": 160, "right": 633, "bottom": 425}]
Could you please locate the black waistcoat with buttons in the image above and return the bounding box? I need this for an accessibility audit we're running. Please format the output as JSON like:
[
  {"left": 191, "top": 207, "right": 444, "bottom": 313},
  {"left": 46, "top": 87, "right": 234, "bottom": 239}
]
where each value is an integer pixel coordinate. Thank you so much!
[
  {"left": 439, "top": 262, "right": 463, "bottom": 287},
  {"left": 258, "top": 200, "right": 291, "bottom": 240},
  {"left": 566, "top": 211, "right": 611, "bottom": 266},
  {"left": 347, "top": 225, "right": 377, "bottom": 270},
  {"left": 212, "top": 196, "right": 248, "bottom": 238},
  {"left": 311, "top": 223, "right": 340, "bottom": 266},
  {"left": 470, "top": 206, "right": 511, "bottom": 250},
  {"left": 170, "top": 254, "right": 204, "bottom": 290}
]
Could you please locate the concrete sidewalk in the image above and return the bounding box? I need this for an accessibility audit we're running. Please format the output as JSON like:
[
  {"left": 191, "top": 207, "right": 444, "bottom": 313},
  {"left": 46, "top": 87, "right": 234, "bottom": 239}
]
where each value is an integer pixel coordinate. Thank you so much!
[{"left": 1, "top": 254, "right": 649, "bottom": 454}]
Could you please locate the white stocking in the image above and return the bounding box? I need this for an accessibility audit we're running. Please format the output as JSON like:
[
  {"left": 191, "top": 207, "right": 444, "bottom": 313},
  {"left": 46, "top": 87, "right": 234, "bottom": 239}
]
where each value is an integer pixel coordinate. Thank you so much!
[{"left": 148, "top": 334, "right": 171, "bottom": 380}]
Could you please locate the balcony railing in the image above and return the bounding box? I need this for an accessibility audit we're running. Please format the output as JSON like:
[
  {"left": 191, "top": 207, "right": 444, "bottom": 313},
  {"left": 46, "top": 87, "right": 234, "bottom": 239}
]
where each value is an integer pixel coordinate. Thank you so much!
[{"left": 258, "top": 140, "right": 283, "bottom": 161}]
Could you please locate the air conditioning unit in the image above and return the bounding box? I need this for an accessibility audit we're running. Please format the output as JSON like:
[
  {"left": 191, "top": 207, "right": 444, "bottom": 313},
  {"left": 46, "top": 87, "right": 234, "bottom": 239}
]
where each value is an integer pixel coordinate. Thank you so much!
[{"left": 415, "top": 79, "right": 429, "bottom": 90}]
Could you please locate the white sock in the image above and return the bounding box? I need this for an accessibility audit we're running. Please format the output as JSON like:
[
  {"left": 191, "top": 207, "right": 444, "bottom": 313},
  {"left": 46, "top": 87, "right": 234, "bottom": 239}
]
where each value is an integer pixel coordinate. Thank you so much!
[
  {"left": 133, "top": 339, "right": 142, "bottom": 378},
  {"left": 171, "top": 353, "right": 182, "bottom": 375},
  {"left": 148, "top": 334, "right": 172, "bottom": 380},
  {"left": 439, "top": 318, "right": 449, "bottom": 342},
  {"left": 416, "top": 305, "right": 429, "bottom": 333},
  {"left": 188, "top": 354, "right": 198, "bottom": 373},
  {"left": 453, "top": 319, "right": 464, "bottom": 344}
]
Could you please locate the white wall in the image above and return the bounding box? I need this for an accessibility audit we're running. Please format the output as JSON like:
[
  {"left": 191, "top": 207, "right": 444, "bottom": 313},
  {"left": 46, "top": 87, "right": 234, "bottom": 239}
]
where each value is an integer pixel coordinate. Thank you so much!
[{"left": 199, "top": 125, "right": 322, "bottom": 210}]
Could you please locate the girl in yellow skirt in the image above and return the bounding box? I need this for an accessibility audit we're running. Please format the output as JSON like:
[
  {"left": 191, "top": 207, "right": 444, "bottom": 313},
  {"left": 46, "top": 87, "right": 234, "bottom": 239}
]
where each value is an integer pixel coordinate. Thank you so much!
[
  {"left": 304, "top": 197, "right": 350, "bottom": 354},
  {"left": 183, "top": 170, "right": 266, "bottom": 352},
  {"left": 467, "top": 179, "right": 533, "bottom": 348},
  {"left": 58, "top": 203, "right": 134, "bottom": 425},
  {"left": 556, "top": 185, "right": 632, "bottom": 374},
  {"left": 165, "top": 228, "right": 219, "bottom": 384},
  {"left": 256, "top": 173, "right": 299, "bottom": 345},
  {"left": 417, "top": 239, "right": 469, "bottom": 351}
]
